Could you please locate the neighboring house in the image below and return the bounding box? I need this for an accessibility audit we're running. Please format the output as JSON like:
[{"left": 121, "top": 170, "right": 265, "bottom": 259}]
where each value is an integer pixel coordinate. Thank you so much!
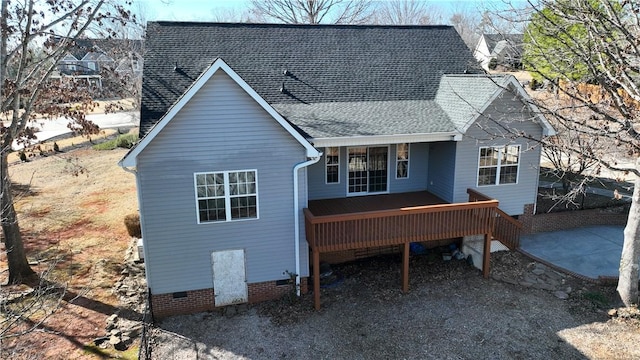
[
  {"left": 474, "top": 33, "right": 524, "bottom": 71},
  {"left": 120, "top": 22, "right": 554, "bottom": 318},
  {"left": 52, "top": 38, "right": 143, "bottom": 93}
]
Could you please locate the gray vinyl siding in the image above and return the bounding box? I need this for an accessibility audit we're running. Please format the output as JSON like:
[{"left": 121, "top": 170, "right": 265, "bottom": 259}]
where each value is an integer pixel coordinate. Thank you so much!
[
  {"left": 137, "top": 70, "right": 309, "bottom": 295},
  {"left": 307, "top": 143, "right": 430, "bottom": 200},
  {"left": 452, "top": 93, "right": 544, "bottom": 215},
  {"left": 390, "top": 143, "right": 429, "bottom": 193},
  {"left": 427, "top": 141, "right": 456, "bottom": 202}
]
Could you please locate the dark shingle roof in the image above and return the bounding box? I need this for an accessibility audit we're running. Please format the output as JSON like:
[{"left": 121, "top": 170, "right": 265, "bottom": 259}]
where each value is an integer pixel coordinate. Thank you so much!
[
  {"left": 140, "top": 22, "right": 482, "bottom": 137},
  {"left": 483, "top": 33, "right": 523, "bottom": 60},
  {"left": 436, "top": 75, "right": 507, "bottom": 130},
  {"left": 273, "top": 100, "right": 454, "bottom": 139}
]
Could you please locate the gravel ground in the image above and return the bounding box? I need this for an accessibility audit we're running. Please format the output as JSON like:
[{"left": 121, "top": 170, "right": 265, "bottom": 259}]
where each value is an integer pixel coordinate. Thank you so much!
[{"left": 149, "top": 251, "right": 640, "bottom": 360}]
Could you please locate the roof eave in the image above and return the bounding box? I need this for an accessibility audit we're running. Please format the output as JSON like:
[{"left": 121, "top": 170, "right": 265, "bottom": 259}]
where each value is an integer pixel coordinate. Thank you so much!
[{"left": 311, "top": 132, "right": 462, "bottom": 147}]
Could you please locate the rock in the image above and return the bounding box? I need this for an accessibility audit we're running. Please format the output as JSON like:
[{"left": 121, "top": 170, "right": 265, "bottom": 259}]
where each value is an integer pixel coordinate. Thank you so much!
[
  {"left": 114, "top": 341, "right": 128, "bottom": 351},
  {"left": 608, "top": 308, "right": 618, "bottom": 317},
  {"left": 543, "top": 277, "right": 560, "bottom": 287},
  {"left": 93, "top": 336, "right": 109, "bottom": 346},
  {"left": 565, "top": 286, "right": 572, "bottom": 294},
  {"left": 519, "top": 281, "right": 534, "bottom": 287},
  {"left": 110, "top": 329, "right": 122, "bottom": 337},
  {"left": 109, "top": 335, "right": 121, "bottom": 345},
  {"left": 502, "top": 277, "right": 519, "bottom": 285},
  {"left": 554, "top": 291, "right": 569, "bottom": 299},
  {"left": 532, "top": 268, "right": 545, "bottom": 276}
]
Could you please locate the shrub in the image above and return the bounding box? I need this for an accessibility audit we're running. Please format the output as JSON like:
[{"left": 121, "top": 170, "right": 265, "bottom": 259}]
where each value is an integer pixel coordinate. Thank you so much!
[
  {"left": 93, "top": 133, "right": 137, "bottom": 150},
  {"left": 488, "top": 57, "right": 498, "bottom": 70},
  {"left": 124, "top": 213, "right": 142, "bottom": 238}
]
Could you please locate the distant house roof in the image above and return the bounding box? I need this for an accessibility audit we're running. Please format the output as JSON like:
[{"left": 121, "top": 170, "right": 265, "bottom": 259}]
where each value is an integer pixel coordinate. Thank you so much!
[
  {"left": 483, "top": 33, "right": 523, "bottom": 60},
  {"left": 140, "top": 22, "right": 483, "bottom": 138}
]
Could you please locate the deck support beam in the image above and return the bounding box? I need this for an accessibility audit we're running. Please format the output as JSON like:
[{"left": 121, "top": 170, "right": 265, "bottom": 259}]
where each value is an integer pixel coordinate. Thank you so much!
[
  {"left": 402, "top": 242, "right": 410, "bottom": 293},
  {"left": 482, "top": 232, "right": 491, "bottom": 278},
  {"left": 313, "top": 248, "right": 321, "bottom": 310}
]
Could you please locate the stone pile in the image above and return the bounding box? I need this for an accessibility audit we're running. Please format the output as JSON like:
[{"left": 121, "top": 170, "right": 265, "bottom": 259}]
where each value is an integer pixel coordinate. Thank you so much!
[
  {"left": 94, "top": 238, "right": 148, "bottom": 351},
  {"left": 492, "top": 261, "right": 573, "bottom": 300}
]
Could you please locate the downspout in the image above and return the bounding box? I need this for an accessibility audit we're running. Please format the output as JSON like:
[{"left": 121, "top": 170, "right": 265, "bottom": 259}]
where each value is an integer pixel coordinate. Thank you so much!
[{"left": 293, "top": 155, "right": 321, "bottom": 296}]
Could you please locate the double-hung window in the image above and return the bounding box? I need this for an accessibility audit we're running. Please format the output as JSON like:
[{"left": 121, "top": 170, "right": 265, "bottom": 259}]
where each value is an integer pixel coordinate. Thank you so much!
[
  {"left": 325, "top": 147, "right": 339, "bottom": 184},
  {"left": 396, "top": 143, "right": 409, "bottom": 179},
  {"left": 477, "top": 145, "right": 520, "bottom": 186},
  {"left": 195, "top": 170, "right": 258, "bottom": 223}
]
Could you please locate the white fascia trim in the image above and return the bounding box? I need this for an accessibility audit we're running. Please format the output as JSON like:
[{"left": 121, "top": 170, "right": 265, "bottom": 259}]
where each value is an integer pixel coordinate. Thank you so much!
[
  {"left": 311, "top": 132, "right": 462, "bottom": 147},
  {"left": 459, "top": 75, "right": 556, "bottom": 136},
  {"left": 119, "top": 58, "right": 319, "bottom": 167}
]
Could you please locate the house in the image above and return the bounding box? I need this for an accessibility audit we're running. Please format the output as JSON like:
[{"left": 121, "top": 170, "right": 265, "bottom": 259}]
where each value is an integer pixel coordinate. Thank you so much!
[
  {"left": 52, "top": 38, "right": 143, "bottom": 94},
  {"left": 120, "top": 22, "right": 554, "bottom": 318},
  {"left": 474, "top": 33, "right": 524, "bottom": 71}
]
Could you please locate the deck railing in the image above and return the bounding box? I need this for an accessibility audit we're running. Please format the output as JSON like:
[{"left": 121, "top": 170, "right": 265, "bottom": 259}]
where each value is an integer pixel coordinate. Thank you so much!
[
  {"left": 304, "top": 200, "right": 499, "bottom": 252},
  {"left": 467, "top": 189, "right": 522, "bottom": 249}
]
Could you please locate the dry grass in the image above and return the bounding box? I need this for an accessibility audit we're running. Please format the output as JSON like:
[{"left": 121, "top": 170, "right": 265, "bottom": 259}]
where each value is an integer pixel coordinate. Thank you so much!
[{"left": 2, "top": 143, "right": 138, "bottom": 359}]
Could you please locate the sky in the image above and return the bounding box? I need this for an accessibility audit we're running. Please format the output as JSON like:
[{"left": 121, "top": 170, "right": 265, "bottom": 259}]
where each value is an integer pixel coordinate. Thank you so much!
[{"left": 138, "top": 0, "right": 510, "bottom": 23}]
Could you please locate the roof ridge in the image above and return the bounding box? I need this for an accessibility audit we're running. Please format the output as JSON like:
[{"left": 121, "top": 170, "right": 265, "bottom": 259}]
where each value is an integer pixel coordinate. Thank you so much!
[{"left": 151, "top": 21, "right": 454, "bottom": 29}]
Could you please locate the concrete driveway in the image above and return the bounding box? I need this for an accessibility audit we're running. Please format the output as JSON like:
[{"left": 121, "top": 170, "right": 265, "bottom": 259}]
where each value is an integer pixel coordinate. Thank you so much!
[
  {"left": 520, "top": 225, "right": 632, "bottom": 280},
  {"left": 13, "top": 111, "right": 139, "bottom": 149}
]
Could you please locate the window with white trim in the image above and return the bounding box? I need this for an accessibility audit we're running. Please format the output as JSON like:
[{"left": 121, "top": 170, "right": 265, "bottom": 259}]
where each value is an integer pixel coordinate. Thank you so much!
[
  {"left": 195, "top": 170, "right": 258, "bottom": 223},
  {"left": 477, "top": 145, "right": 520, "bottom": 186},
  {"left": 325, "top": 147, "right": 339, "bottom": 184},
  {"left": 396, "top": 143, "right": 409, "bottom": 179}
]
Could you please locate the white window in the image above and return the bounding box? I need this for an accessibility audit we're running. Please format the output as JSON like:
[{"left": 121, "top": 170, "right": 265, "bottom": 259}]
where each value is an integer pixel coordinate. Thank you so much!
[
  {"left": 477, "top": 145, "right": 520, "bottom": 186},
  {"left": 87, "top": 62, "right": 96, "bottom": 71},
  {"left": 194, "top": 170, "right": 258, "bottom": 223},
  {"left": 396, "top": 143, "right": 409, "bottom": 179},
  {"left": 325, "top": 147, "right": 340, "bottom": 184}
]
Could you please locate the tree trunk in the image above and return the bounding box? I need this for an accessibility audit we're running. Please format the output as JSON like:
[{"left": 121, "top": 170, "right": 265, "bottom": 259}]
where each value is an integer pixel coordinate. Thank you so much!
[
  {"left": 1, "top": 151, "right": 35, "bottom": 284},
  {"left": 617, "top": 157, "right": 640, "bottom": 307}
]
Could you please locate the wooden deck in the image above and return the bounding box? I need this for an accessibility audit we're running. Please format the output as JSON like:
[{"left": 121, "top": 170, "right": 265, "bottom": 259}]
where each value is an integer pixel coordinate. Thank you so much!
[
  {"left": 304, "top": 190, "right": 504, "bottom": 310},
  {"left": 308, "top": 191, "right": 448, "bottom": 216}
]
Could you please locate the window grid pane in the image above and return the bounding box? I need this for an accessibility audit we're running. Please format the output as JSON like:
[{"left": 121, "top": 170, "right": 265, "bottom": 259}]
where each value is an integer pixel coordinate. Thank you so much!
[
  {"left": 196, "top": 170, "right": 257, "bottom": 223},
  {"left": 477, "top": 146, "right": 520, "bottom": 186},
  {"left": 228, "top": 171, "right": 258, "bottom": 220},
  {"left": 396, "top": 143, "right": 409, "bottom": 178},
  {"left": 326, "top": 147, "right": 339, "bottom": 184},
  {"left": 348, "top": 148, "right": 367, "bottom": 193}
]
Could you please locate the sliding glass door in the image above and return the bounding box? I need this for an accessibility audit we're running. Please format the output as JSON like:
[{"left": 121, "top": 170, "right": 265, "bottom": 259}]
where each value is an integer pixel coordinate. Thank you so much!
[{"left": 348, "top": 146, "right": 388, "bottom": 195}]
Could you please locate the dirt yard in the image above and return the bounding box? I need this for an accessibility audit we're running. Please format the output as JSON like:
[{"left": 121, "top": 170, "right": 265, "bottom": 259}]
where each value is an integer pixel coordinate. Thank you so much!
[
  {"left": 1, "top": 139, "right": 139, "bottom": 359},
  {"left": 2, "top": 134, "right": 640, "bottom": 359},
  {"left": 150, "top": 251, "right": 640, "bottom": 360}
]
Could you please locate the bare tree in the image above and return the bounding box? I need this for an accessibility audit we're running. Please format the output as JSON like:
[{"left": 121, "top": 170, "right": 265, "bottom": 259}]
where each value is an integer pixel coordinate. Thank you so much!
[
  {"left": 374, "top": 0, "right": 443, "bottom": 25},
  {"left": 448, "top": 5, "right": 482, "bottom": 49},
  {"left": 249, "top": 0, "right": 373, "bottom": 24},
  {"left": 513, "top": 0, "right": 640, "bottom": 306},
  {"left": 1, "top": 0, "right": 135, "bottom": 284}
]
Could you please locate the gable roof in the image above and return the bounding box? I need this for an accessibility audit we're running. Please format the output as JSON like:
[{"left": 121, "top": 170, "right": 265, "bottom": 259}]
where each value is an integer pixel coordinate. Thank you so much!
[
  {"left": 120, "top": 58, "right": 320, "bottom": 167},
  {"left": 482, "top": 33, "right": 523, "bottom": 59},
  {"left": 436, "top": 74, "right": 555, "bottom": 136},
  {"left": 140, "top": 22, "right": 482, "bottom": 137}
]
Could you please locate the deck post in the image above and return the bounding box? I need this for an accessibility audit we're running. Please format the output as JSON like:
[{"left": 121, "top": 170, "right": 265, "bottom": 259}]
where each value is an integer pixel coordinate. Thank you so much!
[
  {"left": 482, "top": 232, "right": 491, "bottom": 278},
  {"left": 313, "top": 248, "right": 321, "bottom": 310},
  {"left": 402, "top": 242, "right": 410, "bottom": 293}
]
